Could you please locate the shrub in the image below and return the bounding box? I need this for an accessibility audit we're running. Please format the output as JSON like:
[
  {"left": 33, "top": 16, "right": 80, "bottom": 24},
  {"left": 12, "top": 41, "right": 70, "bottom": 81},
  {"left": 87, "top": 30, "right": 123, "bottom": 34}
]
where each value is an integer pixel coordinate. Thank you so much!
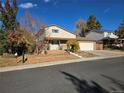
[{"left": 66, "top": 39, "right": 80, "bottom": 52}]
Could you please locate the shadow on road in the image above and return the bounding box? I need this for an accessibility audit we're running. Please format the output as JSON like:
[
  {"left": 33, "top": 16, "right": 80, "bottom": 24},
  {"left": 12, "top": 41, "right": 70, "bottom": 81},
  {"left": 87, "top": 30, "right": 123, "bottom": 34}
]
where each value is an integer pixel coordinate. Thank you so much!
[
  {"left": 101, "top": 74, "right": 124, "bottom": 91},
  {"left": 60, "top": 71, "right": 109, "bottom": 93}
]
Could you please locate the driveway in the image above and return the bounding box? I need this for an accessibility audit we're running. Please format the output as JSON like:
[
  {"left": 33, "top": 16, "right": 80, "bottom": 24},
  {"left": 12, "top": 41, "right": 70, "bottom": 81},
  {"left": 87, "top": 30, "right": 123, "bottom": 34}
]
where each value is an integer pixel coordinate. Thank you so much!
[
  {"left": 88, "top": 50, "right": 124, "bottom": 57},
  {"left": 0, "top": 57, "right": 124, "bottom": 93}
]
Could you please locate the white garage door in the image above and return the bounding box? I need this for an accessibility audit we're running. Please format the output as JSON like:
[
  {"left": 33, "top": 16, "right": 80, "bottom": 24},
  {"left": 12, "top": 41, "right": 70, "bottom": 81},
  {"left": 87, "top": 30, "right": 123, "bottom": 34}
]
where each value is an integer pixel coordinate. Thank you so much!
[{"left": 79, "top": 42, "right": 94, "bottom": 51}]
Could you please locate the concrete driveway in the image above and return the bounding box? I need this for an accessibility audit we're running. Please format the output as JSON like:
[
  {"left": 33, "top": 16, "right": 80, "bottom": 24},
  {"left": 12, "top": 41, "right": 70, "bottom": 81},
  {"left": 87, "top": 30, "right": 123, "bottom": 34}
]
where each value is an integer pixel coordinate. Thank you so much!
[{"left": 88, "top": 50, "right": 124, "bottom": 57}]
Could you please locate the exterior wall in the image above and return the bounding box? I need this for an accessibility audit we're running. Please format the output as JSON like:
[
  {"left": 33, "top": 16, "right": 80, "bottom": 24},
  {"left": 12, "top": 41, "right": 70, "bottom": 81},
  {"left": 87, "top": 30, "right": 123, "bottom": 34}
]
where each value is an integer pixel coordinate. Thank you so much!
[
  {"left": 45, "top": 26, "right": 76, "bottom": 39},
  {"left": 49, "top": 44, "right": 59, "bottom": 50},
  {"left": 49, "top": 44, "right": 68, "bottom": 50},
  {"left": 48, "top": 40, "right": 68, "bottom": 50},
  {"left": 60, "top": 44, "right": 67, "bottom": 50},
  {"left": 96, "top": 43, "right": 103, "bottom": 50},
  {"left": 49, "top": 40, "right": 97, "bottom": 51}
]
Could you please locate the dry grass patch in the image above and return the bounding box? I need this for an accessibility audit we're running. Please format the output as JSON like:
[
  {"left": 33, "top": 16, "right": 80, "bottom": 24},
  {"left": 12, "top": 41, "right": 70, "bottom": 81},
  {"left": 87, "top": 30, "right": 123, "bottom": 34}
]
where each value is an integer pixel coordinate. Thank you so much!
[
  {"left": 0, "top": 50, "right": 78, "bottom": 67},
  {"left": 27, "top": 50, "right": 77, "bottom": 64},
  {"left": 0, "top": 57, "right": 17, "bottom": 67}
]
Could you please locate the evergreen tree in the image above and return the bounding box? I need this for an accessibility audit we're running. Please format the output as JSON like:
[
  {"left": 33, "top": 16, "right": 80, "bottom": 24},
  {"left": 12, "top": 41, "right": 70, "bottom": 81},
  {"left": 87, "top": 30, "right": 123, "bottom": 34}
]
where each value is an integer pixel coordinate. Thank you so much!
[
  {"left": 115, "top": 20, "right": 124, "bottom": 38},
  {"left": 0, "top": 0, "right": 18, "bottom": 31},
  {"left": 0, "top": 0, "right": 23, "bottom": 54},
  {"left": 0, "top": 29, "right": 7, "bottom": 55},
  {"left": 96, "top": 21, "right": 102, "bottom": 30},
  {"left": 87, "top": 15, "right": 102, "bottom": 31}
]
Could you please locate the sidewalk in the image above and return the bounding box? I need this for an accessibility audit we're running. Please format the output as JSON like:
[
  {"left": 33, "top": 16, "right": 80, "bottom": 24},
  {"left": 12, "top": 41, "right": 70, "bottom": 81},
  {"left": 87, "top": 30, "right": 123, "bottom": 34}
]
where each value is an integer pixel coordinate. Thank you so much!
[
  {"left": 0, "top": 55, "right": 124, "bottom": 73},
  {"left": 88, "top": 50, "right": 124, "bottom": 57}
]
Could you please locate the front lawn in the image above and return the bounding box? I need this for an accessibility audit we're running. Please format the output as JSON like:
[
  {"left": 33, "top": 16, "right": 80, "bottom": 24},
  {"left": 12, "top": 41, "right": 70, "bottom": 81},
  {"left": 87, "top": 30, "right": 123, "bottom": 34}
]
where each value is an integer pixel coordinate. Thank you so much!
[{"left": 0, "top": 50, "right": 78, "bottom": 67}]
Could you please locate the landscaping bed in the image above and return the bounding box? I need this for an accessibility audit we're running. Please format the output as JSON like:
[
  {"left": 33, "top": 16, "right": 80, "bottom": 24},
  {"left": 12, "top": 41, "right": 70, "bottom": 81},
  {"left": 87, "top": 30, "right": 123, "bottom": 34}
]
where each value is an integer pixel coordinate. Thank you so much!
[{"left": 76, "top": 51, "right": 96, "bottom": 57}]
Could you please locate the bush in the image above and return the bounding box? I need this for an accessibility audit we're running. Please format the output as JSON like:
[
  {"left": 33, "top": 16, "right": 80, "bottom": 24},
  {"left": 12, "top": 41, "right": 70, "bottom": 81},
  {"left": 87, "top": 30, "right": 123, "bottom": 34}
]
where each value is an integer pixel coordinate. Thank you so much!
[{"left": 66, "top": 39, "right": 80, "bottom": 52}]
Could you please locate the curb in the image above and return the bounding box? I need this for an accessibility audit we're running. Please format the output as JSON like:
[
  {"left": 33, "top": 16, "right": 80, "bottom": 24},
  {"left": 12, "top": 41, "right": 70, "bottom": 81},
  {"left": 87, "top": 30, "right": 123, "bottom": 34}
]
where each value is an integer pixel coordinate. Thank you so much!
[{"left": 0, "top": 55, "right": 124, "bottom": 73}]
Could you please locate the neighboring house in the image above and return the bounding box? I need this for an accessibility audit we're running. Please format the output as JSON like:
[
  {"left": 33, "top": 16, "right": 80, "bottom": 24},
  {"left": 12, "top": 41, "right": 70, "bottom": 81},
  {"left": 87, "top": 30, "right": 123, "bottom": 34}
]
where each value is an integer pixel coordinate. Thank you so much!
[
  {"left": 103, "top": 31, "right": 118, "bottom": 39},
  {"left": 86, "top": 30, "right": 118, "bottom": 49},
  {"left": 86, "top": 30, "right": 118, "bottom": 39},
  {"left": 36, "top": 25, "right": 97, "bottom": 51}
]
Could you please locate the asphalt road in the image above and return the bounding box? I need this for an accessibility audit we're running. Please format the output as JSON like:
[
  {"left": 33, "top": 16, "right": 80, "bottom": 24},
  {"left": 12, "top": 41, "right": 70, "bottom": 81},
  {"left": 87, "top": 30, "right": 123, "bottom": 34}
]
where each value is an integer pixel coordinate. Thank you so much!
[{"left": 0, "top": 57, "right": 124, "bottom": 93}]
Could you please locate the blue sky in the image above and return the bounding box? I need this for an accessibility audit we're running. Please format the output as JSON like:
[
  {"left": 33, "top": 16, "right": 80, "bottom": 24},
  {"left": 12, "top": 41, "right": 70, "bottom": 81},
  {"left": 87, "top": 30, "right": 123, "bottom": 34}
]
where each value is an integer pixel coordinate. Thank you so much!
[{"left": 1, "top": 0, "right": 124, "bottom": 31}]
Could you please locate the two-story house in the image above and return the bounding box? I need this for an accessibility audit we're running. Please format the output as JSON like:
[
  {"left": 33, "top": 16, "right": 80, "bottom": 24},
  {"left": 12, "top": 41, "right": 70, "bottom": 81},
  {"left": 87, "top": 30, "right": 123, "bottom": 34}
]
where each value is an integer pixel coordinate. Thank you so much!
[{"left": 36, "top": 25, "right": 97, "bottom": 51}]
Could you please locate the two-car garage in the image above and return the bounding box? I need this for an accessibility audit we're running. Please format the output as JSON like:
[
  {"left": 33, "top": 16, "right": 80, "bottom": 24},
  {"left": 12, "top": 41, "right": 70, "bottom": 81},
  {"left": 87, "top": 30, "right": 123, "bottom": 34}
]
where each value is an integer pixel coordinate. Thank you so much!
[
  {"left": 77, "top": 38, "right": 96, "bottom": 51},
  {"left": 78, "top": 37, "right": 103, "bottom": 51},
  {"left": 79, "top": 42, "right": 95, "bottom": 51}
]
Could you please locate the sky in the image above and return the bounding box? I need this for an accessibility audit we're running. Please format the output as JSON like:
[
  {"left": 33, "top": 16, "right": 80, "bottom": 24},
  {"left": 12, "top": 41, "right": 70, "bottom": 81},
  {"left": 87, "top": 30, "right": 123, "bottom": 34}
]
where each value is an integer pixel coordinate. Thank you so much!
[{"left": 1, "top": 0, "right": 124, "bottom": 31}]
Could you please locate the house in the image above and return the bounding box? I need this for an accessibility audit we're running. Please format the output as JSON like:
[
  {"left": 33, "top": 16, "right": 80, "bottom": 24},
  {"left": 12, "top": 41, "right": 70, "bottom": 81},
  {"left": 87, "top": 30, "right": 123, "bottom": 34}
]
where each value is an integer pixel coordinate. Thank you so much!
[
  {"left": 86, "top": 30, "right": 118, "bottom": 39},
  {"left": 36, "top": 25, "right": 97, "bottom": 51},
  {"left": 86, "top": 30, "right": 119, "bottom": 49}
]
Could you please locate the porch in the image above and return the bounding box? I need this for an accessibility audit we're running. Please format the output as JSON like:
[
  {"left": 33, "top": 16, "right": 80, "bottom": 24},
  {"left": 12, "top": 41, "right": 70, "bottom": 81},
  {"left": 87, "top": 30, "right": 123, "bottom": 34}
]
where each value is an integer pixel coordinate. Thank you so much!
[{"left": 48, "top": 40, "right": 68, "bottom": 50}]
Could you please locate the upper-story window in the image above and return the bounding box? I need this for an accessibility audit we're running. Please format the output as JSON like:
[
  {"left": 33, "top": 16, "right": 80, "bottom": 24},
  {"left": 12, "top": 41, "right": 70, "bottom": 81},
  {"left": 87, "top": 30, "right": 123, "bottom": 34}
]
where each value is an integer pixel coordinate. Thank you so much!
[
  {"left": 108, "top": 32, "right": 111, "bottom": 36},
  {"left": 52, "top": 29, "right": 59, "bottom": 33}
]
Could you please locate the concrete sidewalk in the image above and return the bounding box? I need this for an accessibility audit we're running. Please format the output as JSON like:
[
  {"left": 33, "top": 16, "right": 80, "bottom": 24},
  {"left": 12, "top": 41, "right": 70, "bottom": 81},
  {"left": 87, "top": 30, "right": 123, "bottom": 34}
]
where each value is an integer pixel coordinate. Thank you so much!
[
  {"left": 0, "top": 55, "right": 124, "bottom": 73},
  {"left": 88, "top": 50, "right": 124, "bottom": 57}
]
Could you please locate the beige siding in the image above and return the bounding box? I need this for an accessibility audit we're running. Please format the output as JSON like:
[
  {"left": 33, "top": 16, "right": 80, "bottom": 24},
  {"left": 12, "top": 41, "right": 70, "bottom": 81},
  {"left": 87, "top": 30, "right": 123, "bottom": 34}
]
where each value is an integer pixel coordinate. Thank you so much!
[
  {"left": 49, "top": 44, "right": 59, "bottom": 50},
  {"left": 45, "top": 26, "right": 76, "bottom": 39}
]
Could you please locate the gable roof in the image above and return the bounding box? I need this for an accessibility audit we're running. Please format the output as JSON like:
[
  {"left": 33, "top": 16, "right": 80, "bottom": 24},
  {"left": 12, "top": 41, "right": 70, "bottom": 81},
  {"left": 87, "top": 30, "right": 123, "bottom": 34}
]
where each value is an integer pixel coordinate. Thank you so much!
[{"left": 40, "top": 24, "right": 75, "bottom": 35}]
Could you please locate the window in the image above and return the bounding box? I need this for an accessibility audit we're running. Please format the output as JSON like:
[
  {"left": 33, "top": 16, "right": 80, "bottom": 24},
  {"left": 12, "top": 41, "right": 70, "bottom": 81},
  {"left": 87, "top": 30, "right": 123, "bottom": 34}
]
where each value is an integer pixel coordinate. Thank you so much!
[
  {"left": 108, "top": 32, "right": 111, "bottom": 35},
  {"left": 52, "top": 29, "right": 59, "bottom": 33},
  {"left": 51, "top": 40, "right": 59, "bottom": 44}
]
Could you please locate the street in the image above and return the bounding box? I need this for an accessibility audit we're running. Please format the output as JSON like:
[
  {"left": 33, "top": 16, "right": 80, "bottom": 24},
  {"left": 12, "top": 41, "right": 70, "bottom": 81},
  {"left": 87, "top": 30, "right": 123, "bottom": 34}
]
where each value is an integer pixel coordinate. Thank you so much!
[{"left": 0, "top": 57, "right": 124, "bottom": 93}]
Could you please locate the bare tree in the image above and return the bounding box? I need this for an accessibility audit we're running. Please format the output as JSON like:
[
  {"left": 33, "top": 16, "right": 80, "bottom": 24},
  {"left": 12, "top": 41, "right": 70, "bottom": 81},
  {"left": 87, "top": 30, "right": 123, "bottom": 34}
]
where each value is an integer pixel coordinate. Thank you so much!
[
  {"left": 20, "top": 11, "right": 46, "bottom": 33},
  {"left": 19, "top": 11, "right": 49, "bottom": 54},
  {"left": 75, "top": 18, "right": 87, "bottom": 37},
  {"left": 35, "top": 25, "right": 51, "bottom": 54}
]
